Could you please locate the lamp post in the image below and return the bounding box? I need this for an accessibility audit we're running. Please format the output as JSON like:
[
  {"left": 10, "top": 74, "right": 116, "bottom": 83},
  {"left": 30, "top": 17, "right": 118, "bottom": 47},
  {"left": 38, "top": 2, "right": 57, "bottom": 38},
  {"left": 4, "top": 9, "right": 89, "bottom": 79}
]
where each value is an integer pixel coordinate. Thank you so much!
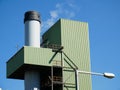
[{"left": 75, "top": 69, "right": 115, "bottom": 90}]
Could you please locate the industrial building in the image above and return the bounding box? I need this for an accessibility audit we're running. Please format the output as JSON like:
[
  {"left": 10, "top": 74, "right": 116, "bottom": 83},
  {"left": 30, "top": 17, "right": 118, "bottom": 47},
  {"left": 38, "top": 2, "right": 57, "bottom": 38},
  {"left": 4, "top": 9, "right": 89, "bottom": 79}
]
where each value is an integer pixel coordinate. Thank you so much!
[{"left": 7, "top": 11, "right": 92, "bottom": 90}]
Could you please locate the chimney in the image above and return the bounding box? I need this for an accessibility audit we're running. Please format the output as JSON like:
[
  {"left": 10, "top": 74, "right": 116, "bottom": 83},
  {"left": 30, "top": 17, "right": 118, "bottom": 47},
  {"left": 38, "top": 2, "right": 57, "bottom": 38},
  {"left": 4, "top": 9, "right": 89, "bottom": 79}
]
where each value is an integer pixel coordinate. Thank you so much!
[
  {"left": 24, "top": 11, "right": 41, "bottom": 47},
  {"left": 24, "top": 11, "right": 41, "bottom": 90}
]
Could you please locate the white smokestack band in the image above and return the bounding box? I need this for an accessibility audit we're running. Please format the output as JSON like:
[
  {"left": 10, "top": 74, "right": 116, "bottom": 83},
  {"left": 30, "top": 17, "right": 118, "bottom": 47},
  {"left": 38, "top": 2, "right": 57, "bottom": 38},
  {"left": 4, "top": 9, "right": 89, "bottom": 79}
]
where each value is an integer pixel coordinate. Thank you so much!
[{"left": 24, "top": 11, "right": 41, "bottom": 47}]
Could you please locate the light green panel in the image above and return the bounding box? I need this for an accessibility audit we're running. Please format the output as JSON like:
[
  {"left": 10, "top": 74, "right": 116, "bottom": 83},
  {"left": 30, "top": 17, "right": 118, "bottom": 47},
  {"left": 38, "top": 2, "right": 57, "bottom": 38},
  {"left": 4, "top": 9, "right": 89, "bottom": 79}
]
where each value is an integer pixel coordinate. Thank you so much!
[
  {"left": 7, "top": 46, "right": 62, "bottom": 79},
  {"left": 63, "top": 70, "right": 75, "bottom": 90},
  {"left": 24, "top": 46, "right": 52, "bottom": 66},
  {"left": 24, "top": 46, "right": 62, "bottom": 66},
  {"left": 61, "top": 19, "right": 91, "bottom": 70},
  {"left": 60, "top": 19, "right": 92, "bottom": 90}
]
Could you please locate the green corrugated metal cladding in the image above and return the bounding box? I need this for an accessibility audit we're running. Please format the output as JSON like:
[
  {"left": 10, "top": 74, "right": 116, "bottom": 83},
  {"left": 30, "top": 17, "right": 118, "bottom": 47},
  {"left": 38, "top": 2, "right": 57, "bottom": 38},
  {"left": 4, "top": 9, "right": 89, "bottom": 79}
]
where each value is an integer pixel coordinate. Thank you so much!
[
  {"left": 42, "top": 19, "right": 92, "bottom": 90},
  {"left": 7, "top": 18, "right": 92, "bottom": 90}
]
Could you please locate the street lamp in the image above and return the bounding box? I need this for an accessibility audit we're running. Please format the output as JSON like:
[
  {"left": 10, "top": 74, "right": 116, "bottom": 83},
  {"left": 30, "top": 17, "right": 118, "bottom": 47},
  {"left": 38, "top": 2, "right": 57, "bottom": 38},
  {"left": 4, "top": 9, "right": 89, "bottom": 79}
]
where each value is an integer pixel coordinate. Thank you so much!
[{"left": 75, "top": 70, "right": 115, "bottom": 90}]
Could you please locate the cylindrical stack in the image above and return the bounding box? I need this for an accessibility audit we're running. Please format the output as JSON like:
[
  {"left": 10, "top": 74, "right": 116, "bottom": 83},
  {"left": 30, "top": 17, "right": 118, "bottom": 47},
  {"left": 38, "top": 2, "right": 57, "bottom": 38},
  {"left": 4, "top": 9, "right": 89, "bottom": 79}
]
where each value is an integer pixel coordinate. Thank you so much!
[
  {"left": 24, "top": 11, "right": 41, "bottom": 47},
  {"left": 24, "top": 11, "right": 41, "bottom": 90},
  {"left": 25, "top": 71, "right": 40, "bottom": 90}
]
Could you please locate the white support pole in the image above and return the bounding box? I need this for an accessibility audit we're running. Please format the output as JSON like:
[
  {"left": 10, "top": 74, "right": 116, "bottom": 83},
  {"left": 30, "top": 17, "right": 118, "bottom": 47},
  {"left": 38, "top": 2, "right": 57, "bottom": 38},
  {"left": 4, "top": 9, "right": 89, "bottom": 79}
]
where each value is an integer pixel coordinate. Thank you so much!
[
  {"left": 77, "top": 70, "right": 103, "bottom": 76},
  {"left": 75, "top": 70, "right": 79, "bottom": 90},
  {"left": 77, "top": 70, "right": 115, "bottom": 78}
]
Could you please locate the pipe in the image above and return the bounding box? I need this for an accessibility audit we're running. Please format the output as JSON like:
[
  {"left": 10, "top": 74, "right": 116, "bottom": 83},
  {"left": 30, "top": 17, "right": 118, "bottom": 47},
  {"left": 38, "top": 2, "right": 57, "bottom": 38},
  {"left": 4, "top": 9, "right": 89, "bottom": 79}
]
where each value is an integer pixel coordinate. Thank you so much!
[
  {"left": 75, "top": 70, "right": 79, "bottom": 90},
  {"left": 24, "top": 11, "right": 41, "bottom": 90},
  {"left": 24, "top": 11, "right": 41, "bottom": 47},
  {"left": 25, "top": 71, "right": 40, "bottom": 90}
]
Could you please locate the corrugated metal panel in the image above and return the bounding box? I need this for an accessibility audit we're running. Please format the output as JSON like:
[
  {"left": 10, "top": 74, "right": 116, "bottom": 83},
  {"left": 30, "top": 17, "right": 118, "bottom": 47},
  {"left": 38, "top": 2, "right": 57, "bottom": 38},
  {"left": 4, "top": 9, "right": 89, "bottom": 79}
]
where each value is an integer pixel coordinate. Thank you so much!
[
  {"left": 7, "top": 47, "right": 24, "bottom": 77},
  {"left": 7, "top": 46, "right": 62, "bottom": 79},
  {"left": 60, "top": 19, "right": 92, "bottom": 90},
  {"left": 24, "top": 46, "right": 61, "bottom": 66},
  {"left": 42, "top": 20, "right": 61, "bottom": 47},
  {"left": 7, "top": 18, "right": 92, "bottom": 90}
]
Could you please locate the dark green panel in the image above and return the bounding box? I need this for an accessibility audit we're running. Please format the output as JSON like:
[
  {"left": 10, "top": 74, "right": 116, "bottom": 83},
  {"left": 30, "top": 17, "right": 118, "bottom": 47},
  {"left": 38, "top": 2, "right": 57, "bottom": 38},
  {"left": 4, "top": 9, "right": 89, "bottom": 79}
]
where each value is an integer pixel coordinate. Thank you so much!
[
  {"left": 7, "top": 47, "right": 24, "bottom": 78},
  {"left": 42, "top": 20, "right": 61, "bottom": 48}
]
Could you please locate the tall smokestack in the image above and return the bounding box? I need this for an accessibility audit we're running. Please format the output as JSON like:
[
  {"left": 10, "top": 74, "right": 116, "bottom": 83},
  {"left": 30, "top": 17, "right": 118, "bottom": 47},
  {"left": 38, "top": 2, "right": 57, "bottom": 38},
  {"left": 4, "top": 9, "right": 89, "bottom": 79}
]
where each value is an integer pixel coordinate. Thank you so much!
[
  {"left": 24, "top": 11, "right": 41, "bottom": 47},
  {"left": 24, "top": 11, "right": 41, "bottom": 90}
]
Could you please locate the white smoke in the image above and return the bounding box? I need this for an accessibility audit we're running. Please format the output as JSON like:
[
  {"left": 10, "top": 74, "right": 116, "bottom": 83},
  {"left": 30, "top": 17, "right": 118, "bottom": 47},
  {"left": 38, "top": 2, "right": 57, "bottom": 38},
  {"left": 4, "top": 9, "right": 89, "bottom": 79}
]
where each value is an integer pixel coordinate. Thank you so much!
[{"left": 41, "top": 0, "right": 79, "bottom": 34}]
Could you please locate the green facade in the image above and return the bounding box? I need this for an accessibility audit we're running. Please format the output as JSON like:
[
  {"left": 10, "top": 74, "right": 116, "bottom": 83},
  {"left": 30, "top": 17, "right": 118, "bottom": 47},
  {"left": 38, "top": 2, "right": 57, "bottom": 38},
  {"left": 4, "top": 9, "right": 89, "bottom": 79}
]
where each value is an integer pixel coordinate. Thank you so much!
[
  {"left": 7, "top": 46, "right": 61, "bottom": 79},
  {"left": 7, "top": 19, "right": 92, "bottom": 90},
  {"left": 43, "top": 19, "right": 92, "bottom": 90},
  {"left": 61, "top": 19, "right": 92, "bottom": 90}
]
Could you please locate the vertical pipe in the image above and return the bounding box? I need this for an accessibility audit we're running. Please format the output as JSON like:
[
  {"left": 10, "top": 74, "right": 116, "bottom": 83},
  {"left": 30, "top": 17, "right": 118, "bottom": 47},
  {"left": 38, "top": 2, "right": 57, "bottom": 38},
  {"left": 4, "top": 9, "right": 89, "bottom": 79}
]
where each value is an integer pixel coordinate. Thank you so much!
[
  {"left": 24, "top": 11, "right": 41, "bottom": 47},
  {"left": 24, "top": 11, "right": 41, "bottom": 90},
  {"left": 25, "top": 71, "right": 40, "bottom": 90},
  {"left": 75, "top": 70, "right": 79, "bottom": 90}
]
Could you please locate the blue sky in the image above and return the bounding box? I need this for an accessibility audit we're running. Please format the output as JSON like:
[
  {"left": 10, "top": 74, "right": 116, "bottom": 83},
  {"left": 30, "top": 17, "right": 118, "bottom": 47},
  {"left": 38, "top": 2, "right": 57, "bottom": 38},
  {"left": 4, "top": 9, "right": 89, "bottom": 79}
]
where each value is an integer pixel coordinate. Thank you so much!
[{"left": 0, "top": 0, "right": 120, "bottom": 90}]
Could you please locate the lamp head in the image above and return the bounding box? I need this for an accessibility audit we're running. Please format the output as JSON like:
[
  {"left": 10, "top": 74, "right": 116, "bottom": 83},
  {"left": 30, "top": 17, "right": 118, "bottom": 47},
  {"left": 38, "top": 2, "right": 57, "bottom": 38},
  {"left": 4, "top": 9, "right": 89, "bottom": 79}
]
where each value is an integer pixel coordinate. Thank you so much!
[{"left": 103, "top": 73, "right": 115, "bottom": 79}]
